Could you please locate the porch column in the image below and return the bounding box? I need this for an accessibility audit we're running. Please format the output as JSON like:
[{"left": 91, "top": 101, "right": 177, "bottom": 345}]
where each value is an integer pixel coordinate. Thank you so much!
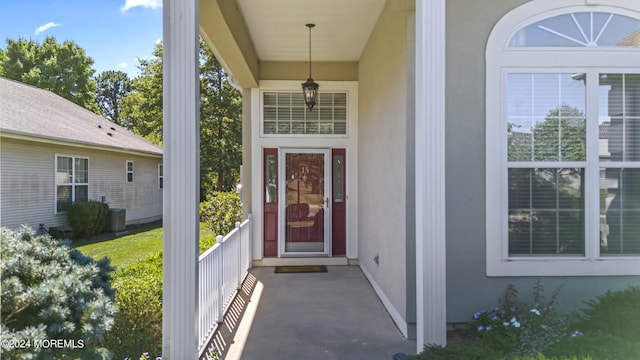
[
  {"left": 415, "top": 0, "right": 447, "bottom": 351},
  {"left": 162, "top": 0, "right": 200, "bottom": 358}
]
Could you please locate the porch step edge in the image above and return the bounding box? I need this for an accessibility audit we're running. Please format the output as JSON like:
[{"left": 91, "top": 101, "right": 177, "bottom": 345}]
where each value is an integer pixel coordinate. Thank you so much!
[{"left": 253, "top": 257, "right": 354, "bottom": 267}]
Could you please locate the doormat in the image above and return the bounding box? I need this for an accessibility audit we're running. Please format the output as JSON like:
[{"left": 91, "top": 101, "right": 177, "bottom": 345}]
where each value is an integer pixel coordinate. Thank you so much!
[{"left": 274, "top": 265, "right": 328, "bottom": 273}]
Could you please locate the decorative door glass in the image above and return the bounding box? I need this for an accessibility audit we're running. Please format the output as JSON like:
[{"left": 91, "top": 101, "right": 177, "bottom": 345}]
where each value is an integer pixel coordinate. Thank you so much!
[{"left": 284, "top": 152, "right": 326, "bottom": 253}]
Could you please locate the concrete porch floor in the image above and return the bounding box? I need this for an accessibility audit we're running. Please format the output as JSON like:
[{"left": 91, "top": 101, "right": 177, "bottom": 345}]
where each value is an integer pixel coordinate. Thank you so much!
[{"left": 224, "top": 266, "right": 416, "bottom": 360}]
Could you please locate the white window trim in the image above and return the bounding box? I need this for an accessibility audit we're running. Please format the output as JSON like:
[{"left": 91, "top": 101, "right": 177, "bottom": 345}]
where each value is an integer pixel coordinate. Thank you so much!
[
  {"left": 54, "top": 154, "right": 89, "bottom": 214},
  {"left": 250, "top": 80, "right": 360, "bottom": 260},
  {"left": 158, "top": 163, "right": 164, "bottom": 190},
  {"left": 259, "top": 80, "right": 354, "bottom": 138},
  {"left": 126, "top": 160, "right": 134, "bottom": 183},
  {"left": 486, "top": 0, "right": 640, "bottom": 276}
]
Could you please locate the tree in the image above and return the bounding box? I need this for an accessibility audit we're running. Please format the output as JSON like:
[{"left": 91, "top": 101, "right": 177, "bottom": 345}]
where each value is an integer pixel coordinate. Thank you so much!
[
  {"left": 120, "top": 39, "right": 243, "bottom": 197},
  {"left": 0, "top": 37, "right": 98, "bottom": 112},
  {"left": 507, "top": 104, "right": 587, "bottom": 255},
  {"left": 532, "top": 104, "right": 586, "bottom": 161},
  {"left": 120, "top": 44, "right": 163, "bottom": 145},
  {"left": 508, "top": 104, "right": 586, "bottom": 162},
  {"left": 199, "top": 37, "right": 243, "bottom": 195},
  {"left": 95, "top": 70, "right": 131, "bottom": 125},
  {"left": 0, "top": 226, "right": 116, "bottom": 359}
]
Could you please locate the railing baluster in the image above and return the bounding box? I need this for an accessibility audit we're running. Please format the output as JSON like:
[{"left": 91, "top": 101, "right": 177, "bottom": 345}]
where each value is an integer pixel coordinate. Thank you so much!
[
  {"left": 216, "top": 234, "right": 224, "bottom": 323},
  {"left": 237, "top": 221, "right": 242, "bottom": 290},
  {"left": 197, "top": 215, "right": 253, "bottom": 349},
  {"left": 248, "top": 213, "right": 253, "bottom": 270}
]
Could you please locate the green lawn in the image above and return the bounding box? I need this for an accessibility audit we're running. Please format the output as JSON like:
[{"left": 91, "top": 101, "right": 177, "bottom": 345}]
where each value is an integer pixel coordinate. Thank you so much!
[{"left": 76, "top": 223, "right": 218, "bottom": 269}]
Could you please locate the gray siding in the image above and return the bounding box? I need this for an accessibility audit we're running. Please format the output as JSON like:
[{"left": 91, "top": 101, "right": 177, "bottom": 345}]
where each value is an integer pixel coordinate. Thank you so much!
[
  {"left": 91, "top": 151, "right": 163, "bottom": 224},
  {"left": 1, "top": 137, "right": 162, "bottom": 231},
  {"left": 445, "top": 0, "right": 640, "bottom": 323},
  {"left": 1, "top": 138, "right": 63, "bottom": 230}
]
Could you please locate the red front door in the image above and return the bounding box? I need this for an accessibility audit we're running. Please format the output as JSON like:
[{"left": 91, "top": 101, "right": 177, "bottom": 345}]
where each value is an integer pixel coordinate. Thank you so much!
[{"left": 263, "top": 148, "right": 346, "bottom": 257}]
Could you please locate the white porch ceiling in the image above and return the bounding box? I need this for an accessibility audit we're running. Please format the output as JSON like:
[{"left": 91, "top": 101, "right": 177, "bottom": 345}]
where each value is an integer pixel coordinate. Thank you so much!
[{"left": 235, "top": 0, "right": 386, "bottom": 61}]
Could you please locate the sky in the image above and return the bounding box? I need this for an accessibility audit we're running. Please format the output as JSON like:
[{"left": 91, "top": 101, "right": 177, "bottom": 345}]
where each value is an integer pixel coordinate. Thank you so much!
[{"left": 0, "top": 0, "right": 163, "bottom": 79}]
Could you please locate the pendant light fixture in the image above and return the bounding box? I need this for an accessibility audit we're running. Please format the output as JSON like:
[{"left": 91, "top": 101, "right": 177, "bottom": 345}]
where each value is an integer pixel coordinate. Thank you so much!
[{"left": 301, "top": 23, "right": 319, "bottom": 111}]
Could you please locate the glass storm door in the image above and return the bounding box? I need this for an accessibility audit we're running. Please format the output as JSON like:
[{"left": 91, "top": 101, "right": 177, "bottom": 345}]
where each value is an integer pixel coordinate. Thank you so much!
[{"left": 280, "top": 149, "right": 330, "bottom": 255}]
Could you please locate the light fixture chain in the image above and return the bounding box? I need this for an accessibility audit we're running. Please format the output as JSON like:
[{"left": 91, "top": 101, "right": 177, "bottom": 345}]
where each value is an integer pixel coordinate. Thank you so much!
[{"left": 308, "top": 24, "right": 313, "bottom": 78}]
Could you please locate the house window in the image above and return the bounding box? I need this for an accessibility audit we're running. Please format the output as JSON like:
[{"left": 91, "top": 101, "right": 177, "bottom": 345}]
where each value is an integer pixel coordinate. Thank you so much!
[
  {"left": 55, "top": 155, "right": 89, "bottom": 213},
  {"left": 126, "top": 160, "right": 134, "bottom": 183},
  {"left": 158, "top": 164, "right": 164, "bottom": 189},
  {"left": 486, "top": 1, "right": 640, "bottom": 276},
  {"left": 506, "top": 72, "right": 587, "bottom": 256},
  {"left": 509, "top": 12, "right": 640, "bottom": 47},
  {"left": 262, "top": 91, "right": 347, "bottom": 135},
  {"left": 599, "top": 74, "right": 640, "bottom": 255}
]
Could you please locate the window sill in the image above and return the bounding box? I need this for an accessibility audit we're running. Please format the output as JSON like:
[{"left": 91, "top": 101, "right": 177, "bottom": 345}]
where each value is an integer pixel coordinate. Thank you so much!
[{"left": 487, "top": 256, "right": 640, "bottom": 276}]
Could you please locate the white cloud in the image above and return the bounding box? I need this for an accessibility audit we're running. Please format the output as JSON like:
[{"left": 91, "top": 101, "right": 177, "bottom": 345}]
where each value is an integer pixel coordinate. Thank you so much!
[
  {"left": 155, "top": 38, "right": 162, "bottom": 45},
  {"left": 34, "top": 22, "right": 61, "bottom": 35},
  {"left": 118, "top": 62, "right": 128, "bottom": 69},
  {"left": 121, "top": 0, "right": 162, "bottom": 13}
]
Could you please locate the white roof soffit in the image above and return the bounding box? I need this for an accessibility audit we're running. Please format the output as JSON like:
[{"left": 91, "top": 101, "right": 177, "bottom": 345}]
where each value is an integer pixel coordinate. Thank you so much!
[{"left": 236, "top": 0, "right": 386, "bottom": 62}]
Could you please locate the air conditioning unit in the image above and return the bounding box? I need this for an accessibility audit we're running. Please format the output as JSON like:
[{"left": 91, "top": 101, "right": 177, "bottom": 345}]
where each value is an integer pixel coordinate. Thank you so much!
[{"left": 106, "top": 208, "right": 126, "bottom": 232}]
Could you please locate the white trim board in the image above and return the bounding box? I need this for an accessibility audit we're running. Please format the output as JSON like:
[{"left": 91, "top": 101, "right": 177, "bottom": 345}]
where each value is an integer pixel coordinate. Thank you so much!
[{"left": 359, "top": 264, "right": 409, "bottom": 339}]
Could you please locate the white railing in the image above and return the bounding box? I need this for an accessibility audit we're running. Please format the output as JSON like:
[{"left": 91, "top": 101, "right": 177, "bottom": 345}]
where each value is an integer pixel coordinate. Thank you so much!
[{"left": 198, "top": 214, "right": 252, "bottom": 349}]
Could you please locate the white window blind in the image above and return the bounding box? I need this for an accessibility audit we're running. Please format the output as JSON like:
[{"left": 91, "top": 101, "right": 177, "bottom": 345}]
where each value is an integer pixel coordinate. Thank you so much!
[{"left": 263, "top": 91, "right": 347, "bottom": 135}]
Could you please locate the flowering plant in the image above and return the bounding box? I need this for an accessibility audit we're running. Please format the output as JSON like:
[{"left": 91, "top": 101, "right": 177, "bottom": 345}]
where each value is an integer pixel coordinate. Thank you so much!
[
  {"left": 469, "top": 307, "right": 518, "bottom": 352},
  {"left": 135, "top": 352, "right": 161, "bottom": 360},
  {"left": 468, "top": 280, "right": 579, "bottom": 356},
  {"left": 131, "top": 343, "right": 220, "bottom": 360}
]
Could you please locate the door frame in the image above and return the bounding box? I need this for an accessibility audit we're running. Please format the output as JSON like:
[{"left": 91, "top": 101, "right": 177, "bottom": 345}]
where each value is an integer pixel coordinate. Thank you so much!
[
  {"left": 278, "top": 148, "right": 332, "bottom": 257},
  {"left": 250, "top": 80, "right": 359, "bottom": 261}
]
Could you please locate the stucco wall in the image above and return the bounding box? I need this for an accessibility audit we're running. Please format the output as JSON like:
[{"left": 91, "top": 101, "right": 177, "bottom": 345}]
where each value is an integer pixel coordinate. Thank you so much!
[
  {"left": 358, "top": 1, "right": 414, "bottom": 335},
  {"left": 445, "top": 0, "right": 640, "bottom": 323},
  {"left": 1, "top": 138, "right": 162, "bottom": 231}
]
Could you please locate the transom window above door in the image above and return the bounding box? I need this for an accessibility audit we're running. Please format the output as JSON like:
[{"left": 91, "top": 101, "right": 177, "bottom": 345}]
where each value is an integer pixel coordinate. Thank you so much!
[{"left": 262, "top": 91, "right": 347, "bottom": 135}]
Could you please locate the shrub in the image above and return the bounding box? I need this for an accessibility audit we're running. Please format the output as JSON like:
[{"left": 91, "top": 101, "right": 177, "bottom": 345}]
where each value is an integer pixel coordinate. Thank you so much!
[
  {"left": 546, "top": 286, "right": 640, "bottom": 359},
  {"left": 109, "top": 253, "right": 222, "bottom": 360},
  {"left": 468, "top": 280, "right": 573, "bottom": 356},
  {"left": 0, "top": 226, "right": 117, "bottom": 359},
  {"left": 412, "top": 284, "right": 640, "bottom": 360},
  {"left": 134, "top": 344, "right": 220, "bottom": 360},
  {"left": 200, "top": 191, "right": 242, "bottom": 238},
  {"left": 67, "top": 200, "right": 109, "bottom": 238},
  {"left": 105, "top": 252, "right": 162, "bottom": 359},
  {"left": 576, "top": 286, "right": 640, "bottom": 342},
  {"left": 546, "top": 331, "right": 640, "bottom": 360},
  {"left": 410, "top": 343, "right": 500, "bottom": 360}
]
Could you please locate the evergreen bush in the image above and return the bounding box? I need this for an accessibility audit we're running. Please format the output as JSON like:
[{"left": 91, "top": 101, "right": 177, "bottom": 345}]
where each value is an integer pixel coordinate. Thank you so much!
[
  {"left": 67, "top": 200, "right": 109, "bottom": 238},
  {"left": 105, "top": 252, "right": 163, "bottom": 359},
  {"left": 200, "top": 191, "right": 242, "bottom": 237},
  {"left": 0, "top": 226, "right": 117, "bottom": 359},
  {"left": 546, "top": 286, "right": 640, "bottom": 359},
  {"left": 576, "top": 286, "right": 640, "bottom": 342}
]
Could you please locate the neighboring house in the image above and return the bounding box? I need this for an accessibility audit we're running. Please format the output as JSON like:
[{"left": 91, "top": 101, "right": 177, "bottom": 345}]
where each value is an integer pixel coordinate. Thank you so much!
[
  {"left": 162, "top": 0, "right": 640, "bottom": 355},
  {"left": 0, "top": 77, "right": 163, "bottom": 232}
]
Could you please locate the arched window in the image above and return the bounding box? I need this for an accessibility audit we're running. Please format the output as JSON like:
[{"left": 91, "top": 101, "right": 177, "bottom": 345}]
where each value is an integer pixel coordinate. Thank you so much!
[
  {"left": 510, "top": 11, "right": 640, "bottom": 47},
  {"left": 486, "top": 0, "right": 640, "bottom": 276}
]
